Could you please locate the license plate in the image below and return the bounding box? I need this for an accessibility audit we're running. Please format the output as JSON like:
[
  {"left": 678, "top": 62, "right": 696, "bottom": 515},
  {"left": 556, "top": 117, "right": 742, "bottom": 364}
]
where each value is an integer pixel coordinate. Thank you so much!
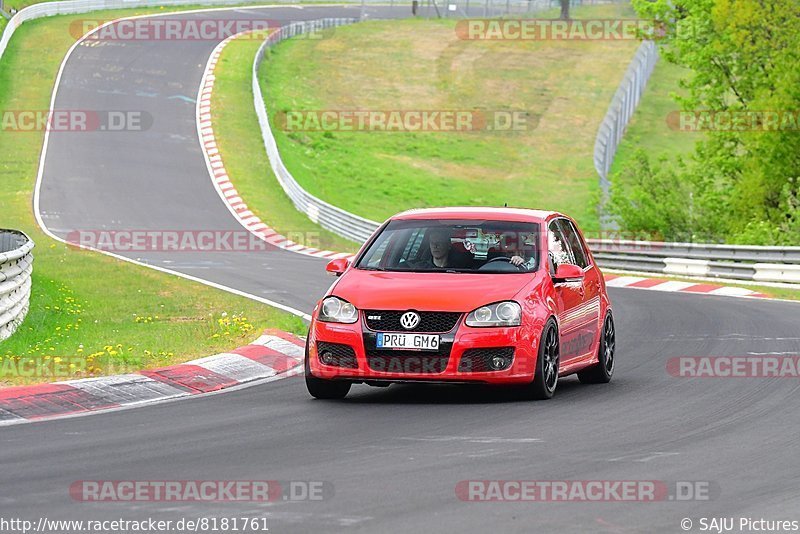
[{"left": 376, "top": 333, "right": 440, "bottom": 351}]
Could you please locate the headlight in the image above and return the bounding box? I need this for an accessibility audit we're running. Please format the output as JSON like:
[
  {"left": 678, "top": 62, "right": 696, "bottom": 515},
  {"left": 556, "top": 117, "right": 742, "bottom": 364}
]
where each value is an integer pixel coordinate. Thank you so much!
[
  {"left": 465, "top": 301, "right": 521, "bottom": 327},
  {"left": 319, "top": 296, "right": 358, "bottom": 324}
]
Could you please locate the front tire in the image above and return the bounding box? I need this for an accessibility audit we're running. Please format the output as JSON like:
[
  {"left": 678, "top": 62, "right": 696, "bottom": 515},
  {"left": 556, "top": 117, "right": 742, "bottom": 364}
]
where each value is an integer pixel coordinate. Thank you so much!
[
  {"left": 526, "top": 319, "right": 560, "bottom": 400},
  {"left": 578, "top": 312, "right": 615, "bottom": 384},
  {"left": 305, "top": 336, "right": 351, "bottom": 399}
]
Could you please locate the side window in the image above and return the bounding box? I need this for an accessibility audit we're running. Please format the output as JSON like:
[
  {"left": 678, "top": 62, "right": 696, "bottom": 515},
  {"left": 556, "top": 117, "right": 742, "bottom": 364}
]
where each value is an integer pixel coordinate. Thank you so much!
[
  {"left": 547, "top": 221, "right": 575, "bottom": 274},
  {"left": 400, "top": 228, "right": 425, "bottom": 262},
  {"left": 364, "top": 236, "right": 391, "bottom": 267},
  {"left": 557, "top": 219, "right": 589, "bottom": 269}
]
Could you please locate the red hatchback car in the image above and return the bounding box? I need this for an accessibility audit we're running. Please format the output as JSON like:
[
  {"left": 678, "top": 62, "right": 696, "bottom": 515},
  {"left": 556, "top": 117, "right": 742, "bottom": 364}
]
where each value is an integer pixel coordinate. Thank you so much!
[{"left": 305, "top": 207, "right": 615, "bottom": 400}]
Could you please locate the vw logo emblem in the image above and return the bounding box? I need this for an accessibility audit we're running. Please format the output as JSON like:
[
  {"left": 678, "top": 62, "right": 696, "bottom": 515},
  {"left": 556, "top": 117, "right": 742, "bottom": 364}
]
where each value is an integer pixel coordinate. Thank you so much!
[{"left": 400, "top": 311, "right": 420, "bottom": 330}]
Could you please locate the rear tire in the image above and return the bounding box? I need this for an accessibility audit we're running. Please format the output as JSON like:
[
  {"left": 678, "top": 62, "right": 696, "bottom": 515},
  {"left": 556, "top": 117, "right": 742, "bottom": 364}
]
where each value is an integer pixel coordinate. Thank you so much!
[
  {"left": 305, "top": 336, "right": 351, "bottom": 399},
  {"left": 578, "top": 312, "right": 615, "bottom": 384},
  {"left": 526, "top": 319, "right": 560, "bottom": 400}
]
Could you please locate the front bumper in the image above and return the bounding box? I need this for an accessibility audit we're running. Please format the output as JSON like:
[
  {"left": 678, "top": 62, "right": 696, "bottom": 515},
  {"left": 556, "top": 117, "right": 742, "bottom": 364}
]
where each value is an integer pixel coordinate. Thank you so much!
[{"left": 308, "top": 315, "right": 538, "bottom": 385}]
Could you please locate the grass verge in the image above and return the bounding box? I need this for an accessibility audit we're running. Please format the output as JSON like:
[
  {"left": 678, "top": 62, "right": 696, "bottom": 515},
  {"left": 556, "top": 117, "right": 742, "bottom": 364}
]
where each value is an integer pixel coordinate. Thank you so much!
[
  {"left": 260, "top": 4, "right": 641, "bottom": 235},
  {"left": 0, "top": 8, "right": 307, "bottom": 387},
  {"left": 212, "top": 35, "right": 360, "bottom": 252}
]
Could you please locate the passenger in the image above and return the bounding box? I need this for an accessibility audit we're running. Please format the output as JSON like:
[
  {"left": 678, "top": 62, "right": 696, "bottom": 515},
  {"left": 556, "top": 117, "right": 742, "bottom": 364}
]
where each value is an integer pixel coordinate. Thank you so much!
[{"left": 428, "top": 228, "right": 453, "bottom": 268}]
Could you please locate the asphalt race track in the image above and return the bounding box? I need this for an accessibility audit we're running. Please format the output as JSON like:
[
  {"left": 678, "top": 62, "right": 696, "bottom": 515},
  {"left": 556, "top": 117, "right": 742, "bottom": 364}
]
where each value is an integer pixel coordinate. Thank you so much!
[
  {"left": 12, "top": 5, "right": 800, "bottom": 533},
  {"left": 36, "top": 5, "right": 414, "bottom": 315}
]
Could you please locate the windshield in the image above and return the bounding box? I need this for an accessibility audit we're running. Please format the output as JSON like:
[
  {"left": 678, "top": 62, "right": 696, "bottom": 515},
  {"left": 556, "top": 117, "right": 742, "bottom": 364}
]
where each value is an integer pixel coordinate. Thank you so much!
[{"left": 356, "top": 219, "right": 541, "bottom": 273}]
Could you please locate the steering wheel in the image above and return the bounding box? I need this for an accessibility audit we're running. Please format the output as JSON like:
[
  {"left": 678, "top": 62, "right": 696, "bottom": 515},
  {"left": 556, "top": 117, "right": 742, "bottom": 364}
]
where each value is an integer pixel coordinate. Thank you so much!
[{"left": 484, "top": 256, "right": 525, "bottom": 271}]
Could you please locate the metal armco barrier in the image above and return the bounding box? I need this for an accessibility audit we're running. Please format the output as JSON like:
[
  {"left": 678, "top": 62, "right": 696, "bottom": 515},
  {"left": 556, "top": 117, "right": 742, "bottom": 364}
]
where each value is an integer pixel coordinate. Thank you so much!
[
  {"left": 253, "top": 19, "right": 382, "bottom": 244},
  {"left": 0, "top": 230, "right": 34, "bottom": 341},
  {"left": 593, "top": 40, "right": 659, "bottom": 221},
  {"left": 5, "top": 3, "right": 797, "bottom": 286},
  {"left": 252, "top": 25, "right": 800, "bottom": 285},
  {"left": 587, "top": 239, "right": 800, "bottom": 285}
]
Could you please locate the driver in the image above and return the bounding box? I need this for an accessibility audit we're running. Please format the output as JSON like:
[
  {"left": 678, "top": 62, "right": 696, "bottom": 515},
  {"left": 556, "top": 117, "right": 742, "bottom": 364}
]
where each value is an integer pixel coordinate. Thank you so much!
[{"left": 492, "top": 232, "right": 536, "bottom": 269}]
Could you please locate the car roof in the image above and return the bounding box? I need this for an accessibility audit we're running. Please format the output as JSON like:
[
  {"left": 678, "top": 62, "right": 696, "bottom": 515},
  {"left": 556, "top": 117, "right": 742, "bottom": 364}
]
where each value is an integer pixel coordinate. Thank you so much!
[{"left": 390, "top": 207, "right": 563, "bottom": 223}]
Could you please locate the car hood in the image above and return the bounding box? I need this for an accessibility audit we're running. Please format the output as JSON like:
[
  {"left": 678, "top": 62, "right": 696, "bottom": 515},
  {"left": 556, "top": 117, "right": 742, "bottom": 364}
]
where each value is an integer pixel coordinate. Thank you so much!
[{"left": 329, "top": 269, "right": 533, "bottom": 312}]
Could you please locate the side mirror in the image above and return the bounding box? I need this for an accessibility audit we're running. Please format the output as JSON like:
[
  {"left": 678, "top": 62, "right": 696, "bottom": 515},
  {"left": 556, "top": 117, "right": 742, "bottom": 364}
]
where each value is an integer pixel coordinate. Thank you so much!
[
  {"left": 553, "top": 263, "right": 584, "bottom": 283},
  {"left": 326, "top": 258, "right": 350, "bottom": 276}
]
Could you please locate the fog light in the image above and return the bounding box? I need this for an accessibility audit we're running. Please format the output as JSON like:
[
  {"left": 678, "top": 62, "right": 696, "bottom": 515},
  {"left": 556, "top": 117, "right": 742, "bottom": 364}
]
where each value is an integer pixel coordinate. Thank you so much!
[
  {"left": 491, "top": 356, "right": 508, "bottom": 370},
  {"left": 320, "top": 351, "right": 335, "bottom": 365}
]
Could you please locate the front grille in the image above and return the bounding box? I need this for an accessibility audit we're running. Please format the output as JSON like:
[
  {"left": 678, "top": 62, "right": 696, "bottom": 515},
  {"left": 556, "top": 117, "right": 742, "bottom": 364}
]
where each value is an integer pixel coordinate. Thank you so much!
[
  {"left": 365, "top": 348, "right": 451, "bottom": 374},
  {"left": 363, "top": 310, "right": 462, "bottom": 333},
  {"left": 316, "top": 342, "right": 358, "bottom": 368},
  {"left": 458, "top": 347, "right": 515, "bottom": 372}
]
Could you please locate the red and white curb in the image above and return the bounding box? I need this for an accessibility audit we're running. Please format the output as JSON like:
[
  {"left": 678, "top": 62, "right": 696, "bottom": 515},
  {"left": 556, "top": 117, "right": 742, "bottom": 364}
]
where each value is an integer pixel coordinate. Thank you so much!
[
  {"left": 196, "top": 32, "right": 355, "bottom": 262},
  {"left": 603, "top": 274, "right": 768, "bottom": 298},
  {"left": 0, "top": 330, "right": 305, "bottom": 426}
]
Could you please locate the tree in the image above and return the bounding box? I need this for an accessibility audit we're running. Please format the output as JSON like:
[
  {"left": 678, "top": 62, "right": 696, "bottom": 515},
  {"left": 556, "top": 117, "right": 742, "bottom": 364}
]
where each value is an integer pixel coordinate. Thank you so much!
[
  {"left": 559, "top": 0, "right": 570, "bottom": 20},
  {"left": 611, "top": 0, "right": 800, "bottom": 244},
  {"left": 560, "top": 0, "right": 570, "bottom": 20}
]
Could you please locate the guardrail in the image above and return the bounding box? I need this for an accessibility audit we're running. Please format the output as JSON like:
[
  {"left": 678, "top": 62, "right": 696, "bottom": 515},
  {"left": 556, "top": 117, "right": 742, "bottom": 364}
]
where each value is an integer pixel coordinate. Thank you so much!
[
  {"left": 253, "top": 19, "right": 384, "bottom": 244},
  {"left": 7, "top": 3, "right": 797, "bottom": 287},
  {"left": 0, "top": 230, "right": 34, "bottom": 341},
  {"left": 592, "top": 40, "right": 659, "bottom": 212},
  {"left": 250, "top": 21, "right": 800, "bottom": 286},
  {"left": 587, "top": 239, "right": 800, "bottom": 284},
  {"left": 253, "top": 27, "right": 661, "bottom": 243}
]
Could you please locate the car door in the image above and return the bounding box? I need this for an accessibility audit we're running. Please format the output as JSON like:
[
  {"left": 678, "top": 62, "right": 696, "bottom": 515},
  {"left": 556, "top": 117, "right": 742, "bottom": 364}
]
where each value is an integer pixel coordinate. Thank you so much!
[
  {"left": 555, "top": 218, "right": 600, "bottom": 360},
  {"left": 547, "top": 220, "right": 586, "bottom": 363}
]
